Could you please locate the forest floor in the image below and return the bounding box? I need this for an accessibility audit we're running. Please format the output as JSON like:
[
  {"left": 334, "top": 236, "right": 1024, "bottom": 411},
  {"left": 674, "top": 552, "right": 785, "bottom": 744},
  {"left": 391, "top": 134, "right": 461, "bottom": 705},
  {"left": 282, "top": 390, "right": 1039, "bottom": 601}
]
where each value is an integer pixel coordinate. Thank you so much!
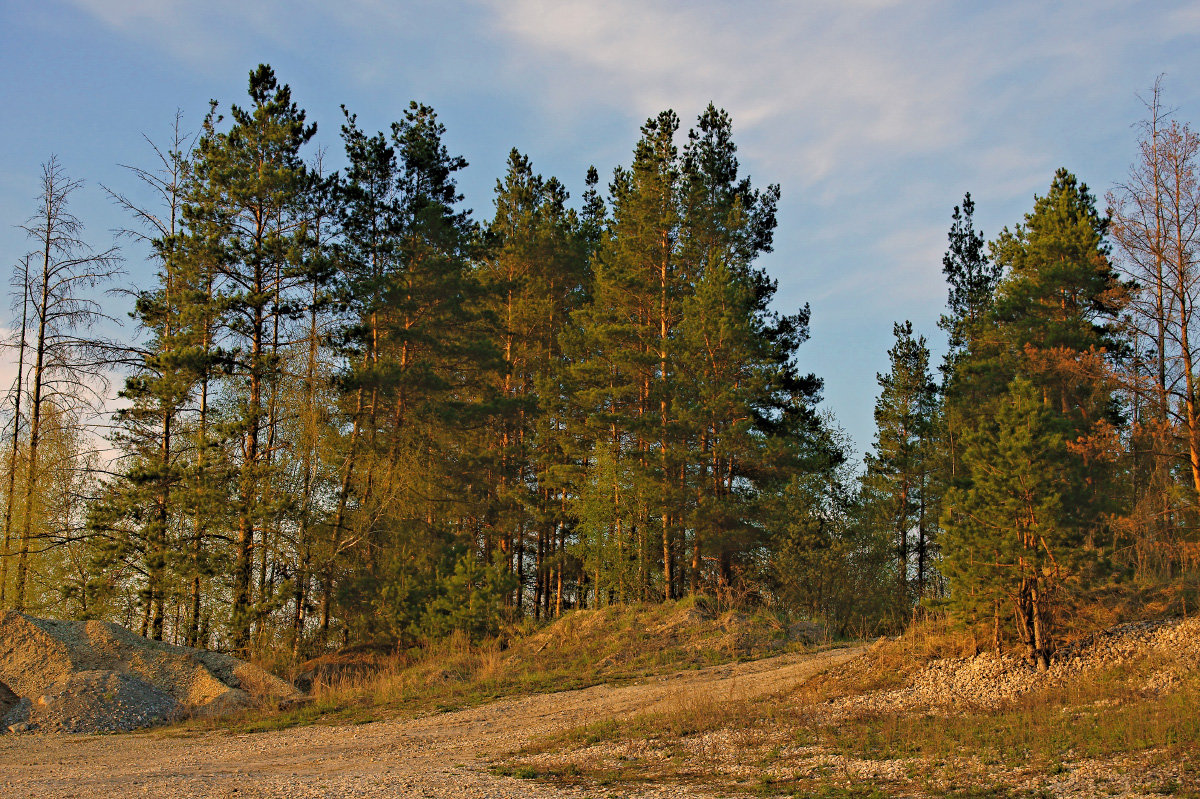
[{"left": 0, "top": 644, "right": 863, "bottom": 798}]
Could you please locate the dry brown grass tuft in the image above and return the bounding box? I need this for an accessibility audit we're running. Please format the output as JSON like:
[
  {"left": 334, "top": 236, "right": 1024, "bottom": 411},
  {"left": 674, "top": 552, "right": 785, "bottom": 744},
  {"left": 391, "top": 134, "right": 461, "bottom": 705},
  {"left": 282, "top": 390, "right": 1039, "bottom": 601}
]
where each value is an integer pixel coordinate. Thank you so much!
[
  {"left": 500, "top": 616, "right": 1200, "bottom": 798},
  {"left": 193, "top": 599, "right": 825, "bottom": 732}
]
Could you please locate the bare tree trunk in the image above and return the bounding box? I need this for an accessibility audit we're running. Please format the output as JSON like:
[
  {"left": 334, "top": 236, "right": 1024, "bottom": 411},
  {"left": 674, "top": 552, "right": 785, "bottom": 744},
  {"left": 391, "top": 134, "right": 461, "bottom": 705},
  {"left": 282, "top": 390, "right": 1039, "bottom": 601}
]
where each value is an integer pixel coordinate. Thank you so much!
[
  {"left": 0, "top": 265, "right": 29, "bottom": 607},
  {"left": 1168, "top": 136, "right": 1200, "bottom": 503},
  {"left": 14, "top": 198, "right": 55, "bottom": 611}
]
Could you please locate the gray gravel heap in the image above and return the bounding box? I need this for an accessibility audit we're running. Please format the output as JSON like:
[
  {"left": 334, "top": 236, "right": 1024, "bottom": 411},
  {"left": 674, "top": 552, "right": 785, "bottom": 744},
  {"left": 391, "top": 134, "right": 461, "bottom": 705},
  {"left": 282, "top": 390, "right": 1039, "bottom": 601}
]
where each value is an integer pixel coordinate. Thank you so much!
[
  {"left": 839, "top": 615, "right": 1200, "bottom": 714},
  {"left": 0, "top": 610, "right": 301, "bottom": 734},
  {"left": 30, "top": 670, "right": 179, "bottom": 733}
]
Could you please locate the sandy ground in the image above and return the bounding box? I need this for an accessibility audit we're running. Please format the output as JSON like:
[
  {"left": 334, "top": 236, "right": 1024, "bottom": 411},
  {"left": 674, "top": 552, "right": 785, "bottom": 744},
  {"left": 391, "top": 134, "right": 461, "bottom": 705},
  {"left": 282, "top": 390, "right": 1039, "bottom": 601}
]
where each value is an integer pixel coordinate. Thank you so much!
[{"left": 0, "top": 645, "right": 865, "bottom": 798}]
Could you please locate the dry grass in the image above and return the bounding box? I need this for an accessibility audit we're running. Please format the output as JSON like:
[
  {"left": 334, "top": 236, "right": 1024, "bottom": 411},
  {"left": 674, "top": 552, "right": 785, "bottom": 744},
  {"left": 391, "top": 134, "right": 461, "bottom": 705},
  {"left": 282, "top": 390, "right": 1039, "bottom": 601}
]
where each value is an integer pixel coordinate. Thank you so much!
[
  {"left": 501, "top": 619, "right": 1200, "bottom": 798},
  {"left": 822, "top": 662, "right": 1200, "bottom": 765},
  {"left": 184, "top": 599, "right": 823, "bottom": 733}
]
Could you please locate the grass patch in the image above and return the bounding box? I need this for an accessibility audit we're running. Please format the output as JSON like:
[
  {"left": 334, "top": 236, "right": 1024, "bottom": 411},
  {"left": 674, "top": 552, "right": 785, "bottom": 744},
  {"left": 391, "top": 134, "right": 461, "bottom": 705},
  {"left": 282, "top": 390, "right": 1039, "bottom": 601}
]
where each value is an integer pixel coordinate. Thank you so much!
[
  {"left": 500, "top": 631, "right": 1200, "bottom": 798},
  {"left": 179, "top": 598, "right": 828, "bottom": 733},
  {"left": 821, "top": 665, "right": 1200, "bottom": 766}
]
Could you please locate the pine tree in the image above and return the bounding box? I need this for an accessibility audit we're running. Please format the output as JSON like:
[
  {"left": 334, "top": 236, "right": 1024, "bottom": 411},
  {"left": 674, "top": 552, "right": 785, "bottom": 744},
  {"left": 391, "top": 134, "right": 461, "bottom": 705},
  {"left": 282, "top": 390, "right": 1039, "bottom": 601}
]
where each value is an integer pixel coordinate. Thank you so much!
[
  {"left": 862, "top": 321, "right": 938, "bottom": 605},
  {"left": 939, "top": 193, "right": 999, "bottom": 376},
  {"left": 89, "top": 120, "right": 198, "bottom": 639},
  {"left": 564, "top": 106, "right": 827, "bottom": 604},
  {"left": 323, "top": 108, "right": 403, "bottom": 634},
  {"left": 991, "top": 170, "right": 1127, "bottom": 420},
  {"left": 563, "top": 110, "right": 683, "bottom": 604},
  {"left": 181, "top": 64, "right": 317, "bottom": 652},
  {"left": 942, "top": 377, "right": 1080, "bottom": 669},
  {"left": 941, "top": 169, "right": 1128, "bottom": 663},
  {"left": 674, "top": 104, "right": 818, "bottom": 597},
  {"left": 332, "top": 101, "right": 500, "bottom": 643},
  {"left": 481, "top": 150, "right": 588, "bottom": 613}
]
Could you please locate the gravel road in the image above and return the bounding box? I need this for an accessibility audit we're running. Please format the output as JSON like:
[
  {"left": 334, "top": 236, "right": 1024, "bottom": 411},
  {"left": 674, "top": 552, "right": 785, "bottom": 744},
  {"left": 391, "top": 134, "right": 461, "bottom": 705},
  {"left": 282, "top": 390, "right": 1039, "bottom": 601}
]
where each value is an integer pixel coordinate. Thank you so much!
[{"left": 0, "top": 645, "right": 865, "bottom": 798}]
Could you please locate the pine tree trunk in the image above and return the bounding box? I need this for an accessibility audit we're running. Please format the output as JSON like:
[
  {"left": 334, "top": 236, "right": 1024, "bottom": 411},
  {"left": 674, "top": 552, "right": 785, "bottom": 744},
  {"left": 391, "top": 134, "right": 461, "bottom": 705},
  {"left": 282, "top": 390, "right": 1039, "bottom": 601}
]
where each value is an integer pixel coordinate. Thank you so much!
[
  {"left": 232, "top": 284, "right": 265, "bottom": 654},
  {"left": 534, "top": 524, "right": 544, "bottom": 621},
  {"left": 555, "top": 500, "right": 564, "bottom": 617},
  {"left": 992, "top": 600, "right": 1001, "bottom": 653},
  {"left": 294, "top": 276, "right": 323, "bottom": 656},
  {"left": 1031, "top": 581, "right": 1050, "bottom": 671}
]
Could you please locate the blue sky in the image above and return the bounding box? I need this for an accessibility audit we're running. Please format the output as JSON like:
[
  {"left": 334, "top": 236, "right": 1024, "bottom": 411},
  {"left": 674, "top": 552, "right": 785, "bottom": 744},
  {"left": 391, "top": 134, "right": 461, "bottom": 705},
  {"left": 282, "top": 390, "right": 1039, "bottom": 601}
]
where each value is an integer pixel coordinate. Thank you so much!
[{"left": 2, "top": 0, "right": 1198, "bottom": 457}]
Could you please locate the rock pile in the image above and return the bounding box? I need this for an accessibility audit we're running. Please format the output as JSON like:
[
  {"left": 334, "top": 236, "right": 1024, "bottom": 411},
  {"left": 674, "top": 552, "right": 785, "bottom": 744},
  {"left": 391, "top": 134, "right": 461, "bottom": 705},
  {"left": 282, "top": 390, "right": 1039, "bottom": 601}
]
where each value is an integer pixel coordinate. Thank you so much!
[
  {"left": 0, "top": 611, "right": 301, "bottom": 734},
  {"left": 836, "top": 616, "right": 1199, "bottom": 714}
]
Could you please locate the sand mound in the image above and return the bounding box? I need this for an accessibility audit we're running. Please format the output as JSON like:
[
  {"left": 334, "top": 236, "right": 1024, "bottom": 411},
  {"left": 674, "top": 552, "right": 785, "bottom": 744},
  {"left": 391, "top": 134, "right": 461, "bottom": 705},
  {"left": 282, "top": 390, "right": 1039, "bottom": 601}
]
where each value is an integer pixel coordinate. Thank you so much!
[{"left": 0, "top": 611, "right": 300, "bottom": 733}]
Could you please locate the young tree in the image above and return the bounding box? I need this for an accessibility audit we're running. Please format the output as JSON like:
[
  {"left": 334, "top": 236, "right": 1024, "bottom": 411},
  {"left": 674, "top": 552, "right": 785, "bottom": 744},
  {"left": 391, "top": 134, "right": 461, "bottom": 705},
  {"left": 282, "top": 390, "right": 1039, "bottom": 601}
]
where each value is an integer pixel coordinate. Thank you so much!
[
  {"left": 942, "top": 378, "right": 1080, "bottom": 669},
  {"left": 941, "top": 169, "right": 1127, "bottom": 664},
  {"left": 862, "top": 321, "right": 938, "bottom": 604}
]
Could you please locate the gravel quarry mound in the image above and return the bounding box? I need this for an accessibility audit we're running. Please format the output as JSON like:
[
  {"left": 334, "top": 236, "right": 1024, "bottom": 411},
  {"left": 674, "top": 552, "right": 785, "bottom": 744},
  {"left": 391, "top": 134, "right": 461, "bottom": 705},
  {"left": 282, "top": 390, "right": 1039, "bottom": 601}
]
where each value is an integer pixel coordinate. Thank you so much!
[
  {"left": 0, "top": 611, "right": 300, "bottom": 734},
  {"left": 833, "top": 615, "right": 1200, "bottom": 715}
]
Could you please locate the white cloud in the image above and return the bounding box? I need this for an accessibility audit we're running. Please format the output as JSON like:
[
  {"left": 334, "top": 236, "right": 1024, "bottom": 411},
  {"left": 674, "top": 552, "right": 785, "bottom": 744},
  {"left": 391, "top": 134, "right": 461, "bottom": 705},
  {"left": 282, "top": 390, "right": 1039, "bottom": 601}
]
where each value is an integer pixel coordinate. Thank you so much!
[
  {"left": 47, "top": 0, "right": 1200, "bottom": 444},
  {"left": 481, "top": 0, "right": 969, "bottom": 191}
]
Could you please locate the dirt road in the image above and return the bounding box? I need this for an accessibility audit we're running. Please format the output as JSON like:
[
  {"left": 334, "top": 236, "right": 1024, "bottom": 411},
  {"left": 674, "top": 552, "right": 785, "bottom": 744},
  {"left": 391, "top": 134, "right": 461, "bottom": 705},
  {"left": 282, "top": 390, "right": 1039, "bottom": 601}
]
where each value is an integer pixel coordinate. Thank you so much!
[{"left": 0, "top": 645, "right": 864, "bottom": 798}]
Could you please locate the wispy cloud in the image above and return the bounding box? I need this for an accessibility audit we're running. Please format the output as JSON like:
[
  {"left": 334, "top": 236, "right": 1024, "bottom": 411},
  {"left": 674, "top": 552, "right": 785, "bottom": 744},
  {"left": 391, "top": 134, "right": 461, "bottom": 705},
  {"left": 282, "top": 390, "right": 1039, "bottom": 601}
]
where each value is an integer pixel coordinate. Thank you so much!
[
  {"left": 62, "top": 0, "right": 1186, "bottom": 206},
  {"left": 41, "top": 0, "right": 1200, "bottom": 444},
  {"left": 481, "top": 0, "right": 969, "bottom": 190}
]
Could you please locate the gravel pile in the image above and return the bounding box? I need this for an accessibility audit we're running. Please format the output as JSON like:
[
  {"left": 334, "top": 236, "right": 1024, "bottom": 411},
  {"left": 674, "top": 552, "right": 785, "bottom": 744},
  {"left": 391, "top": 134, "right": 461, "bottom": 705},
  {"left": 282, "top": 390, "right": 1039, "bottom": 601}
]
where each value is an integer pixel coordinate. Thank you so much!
[
  {"left": 837, "top": 615, "right": 1200, "bottom": 714},
  {"left": 0, "top": 611, "right": 301, "bottom": 734},
  {"left": 25, "top": 670, "right": 178, "bottom": 733}
]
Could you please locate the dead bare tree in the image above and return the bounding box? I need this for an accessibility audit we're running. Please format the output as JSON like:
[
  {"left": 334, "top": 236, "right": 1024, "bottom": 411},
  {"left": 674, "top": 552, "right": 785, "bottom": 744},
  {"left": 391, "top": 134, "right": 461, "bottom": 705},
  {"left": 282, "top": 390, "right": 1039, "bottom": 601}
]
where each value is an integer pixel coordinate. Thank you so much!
[
  {"left": 8, "top": 156, "right": 121, "bottom": 611},
  {"left": 0, "top": 256, "right": 31, "bottom": 605},
  {"left": 1111, "top": 81, "right": 1200, "bottom": 579}
]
